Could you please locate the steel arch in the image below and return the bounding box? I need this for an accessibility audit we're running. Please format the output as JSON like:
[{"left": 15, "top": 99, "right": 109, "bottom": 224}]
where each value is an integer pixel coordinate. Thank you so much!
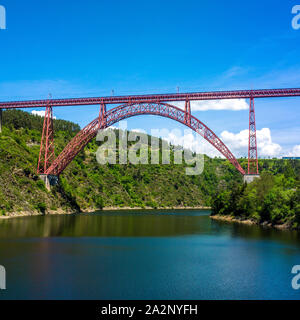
[{"left": 45, "top": 102, "right": 245, "bottom": 176}]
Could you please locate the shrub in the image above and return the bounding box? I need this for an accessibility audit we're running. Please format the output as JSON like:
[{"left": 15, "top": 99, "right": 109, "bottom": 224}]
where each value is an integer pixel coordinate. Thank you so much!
[
  {"left": 35, "top": 202, "right": 47, "bottom": 213},
  {"left": 36, "top": 180, "right": 46, "bottom": 191}
]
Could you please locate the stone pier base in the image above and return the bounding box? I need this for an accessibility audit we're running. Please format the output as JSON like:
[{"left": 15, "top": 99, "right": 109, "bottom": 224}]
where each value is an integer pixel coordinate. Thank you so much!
[
  {"left": 39, "top": 174, "right": 51, "bottom": 190},
  {"left": 243, "top": 174, "right": 260, "bottom": 184},
  {"left": 39, "top": 174, "right": 58, "bottom": 190}
]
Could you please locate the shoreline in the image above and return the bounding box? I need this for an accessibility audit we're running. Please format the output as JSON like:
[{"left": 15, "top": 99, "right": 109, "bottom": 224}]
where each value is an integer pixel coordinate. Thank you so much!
[
  {"left": 210, "top": 214, "right": 293, "bottom": 231},
  {"left": 0, "top": 206, "right": 211, "bottom": 220}
]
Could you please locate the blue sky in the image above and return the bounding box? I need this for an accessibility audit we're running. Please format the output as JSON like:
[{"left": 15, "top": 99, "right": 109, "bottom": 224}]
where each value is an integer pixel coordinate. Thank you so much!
[{"left": 0, "top": 0, "right": 299, "bottom": 158}]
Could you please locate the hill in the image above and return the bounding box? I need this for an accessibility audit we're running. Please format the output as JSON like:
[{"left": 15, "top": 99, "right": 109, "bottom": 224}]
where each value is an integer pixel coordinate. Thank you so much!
[
  {"left": 211, "top": 164, "right": 300, "bottom": 229},
  {"left": 0, "top": 109, "right": 243, "bottom": 216}
]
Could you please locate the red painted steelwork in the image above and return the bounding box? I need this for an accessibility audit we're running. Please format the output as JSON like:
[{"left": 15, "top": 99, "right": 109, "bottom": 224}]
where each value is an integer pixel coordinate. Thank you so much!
[
  {"left": 99, "top": 103, "right": 106, "bottom": 128},
  {"left": 185, "top": 100, "right": 191, "bottom": 125},
  {"left": 45, "top": 102, "right": 245, "bottom": 176},
  {"left": 248, "top": 98, "right": 258, "bottom": 174},
  {"left": 20, "top": 87, "right": 300, "bottom": 177},
  {"left": 1, "top": 88, "right": 300, "bottom": 109},
  {"left": 37, "top": 105, "right": 55, "bottom": 174}
]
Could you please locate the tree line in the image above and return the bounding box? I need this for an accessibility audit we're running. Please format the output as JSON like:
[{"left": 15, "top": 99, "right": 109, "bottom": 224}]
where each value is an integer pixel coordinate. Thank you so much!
[{"left": 211, "top": 162, "right": 300, "bottom": 229}]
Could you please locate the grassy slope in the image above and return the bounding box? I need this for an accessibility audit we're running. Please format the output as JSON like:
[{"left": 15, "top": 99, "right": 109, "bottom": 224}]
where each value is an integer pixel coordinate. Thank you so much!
[{"left": 0, "top": 110, "right": 242, "bottom": 216}]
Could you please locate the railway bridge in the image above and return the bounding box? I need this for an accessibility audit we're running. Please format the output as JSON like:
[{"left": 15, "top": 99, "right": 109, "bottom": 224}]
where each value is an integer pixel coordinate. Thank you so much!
[{"left": 1, "top": 88, "right": 300, "bottom": 186}]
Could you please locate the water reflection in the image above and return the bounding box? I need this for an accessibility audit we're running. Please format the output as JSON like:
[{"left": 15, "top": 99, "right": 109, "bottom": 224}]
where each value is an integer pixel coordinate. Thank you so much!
[
  {"left": 210, "top": 218, "right": 300, "bottom": 246},
  {"left": 0, "top": 210, "right": 299, "bottom": 246},
  {"left": 0, "top": 210, "right": 211, "bottom": 238}
]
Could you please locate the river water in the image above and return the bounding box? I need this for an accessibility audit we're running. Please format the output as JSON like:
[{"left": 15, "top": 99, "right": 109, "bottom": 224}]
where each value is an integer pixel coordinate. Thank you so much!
[{"left": 0, "top": 209, "right": 300, "bottom": 300}]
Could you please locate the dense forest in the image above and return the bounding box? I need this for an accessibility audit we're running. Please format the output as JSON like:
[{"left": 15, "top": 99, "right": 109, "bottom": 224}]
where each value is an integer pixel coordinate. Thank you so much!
[
  {"left": 0, "top": 109, "right": 242, "bottom": 216},
  {"left": 211, "top": 164, "right": 300, "bottom": 229},
  {"left": 3, "top": 109, "right": 81, "bottom": 134}
]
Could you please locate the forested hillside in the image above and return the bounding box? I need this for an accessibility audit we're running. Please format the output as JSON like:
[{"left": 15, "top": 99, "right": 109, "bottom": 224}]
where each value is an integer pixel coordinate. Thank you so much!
[
  {"left": 2, "top": 110, "right": 298, "bottom": 220},
  {"left": 211, "top": 163, "right": 300, "bottom": 229},
  {"left": 0, "top": 110, "right": 243, "bottom": 216}
]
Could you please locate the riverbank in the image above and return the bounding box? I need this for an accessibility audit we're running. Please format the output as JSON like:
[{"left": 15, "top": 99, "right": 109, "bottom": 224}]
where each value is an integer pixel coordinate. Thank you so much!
[
  {"left": 0, "top": 206, "right": 211, "bottom": 219},
  {"left": 210, "top": 214, "right": 293, "bottom": 231}
]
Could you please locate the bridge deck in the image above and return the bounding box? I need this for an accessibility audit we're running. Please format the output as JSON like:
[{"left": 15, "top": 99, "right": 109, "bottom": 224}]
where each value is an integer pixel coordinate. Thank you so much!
[{"left": 0, "top": 88, "right": 300, "bottom": 109}]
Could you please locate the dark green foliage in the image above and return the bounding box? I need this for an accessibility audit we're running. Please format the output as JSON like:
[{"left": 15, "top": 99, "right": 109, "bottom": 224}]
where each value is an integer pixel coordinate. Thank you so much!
[
  {"left": 3, "top": 109, "right": 80, "bottom": 134},
  {"left": 35, "top": 202, "right": 46, "bottom": 213},
  {"left": 36, "top": 180, "right": 46, "bottom": 191},
  {"left": 212, "top": 168, "right": 300, "bottom": 229}
]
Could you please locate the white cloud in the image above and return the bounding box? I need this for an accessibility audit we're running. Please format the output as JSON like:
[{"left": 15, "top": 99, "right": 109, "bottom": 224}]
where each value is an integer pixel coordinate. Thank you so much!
[
  {"left": 31, "top": 110, "right": 57, "bottom": 119},
  {"left": 108, "top": 126, "right": 118, "bottom": 130},
  {"left": 192, "top": 99, "right": 249, "bottom": 111},
  {"left": 173, "top": 99, "right": 248, "bottom": 111},
  {"left": 156, "top": 127, "right": 286, "bottom": 159},
  {"left": 220, "top": 128, "right": 282, "bottom": 158},
  {"left": 157, "top": 128, "right": 222, "bottom": 158},
  {"left": 32, "top": 110, "right": 45, "bottom": 117},
  {"left": 287, "top": 145, "right": 300, "bottom": 157},
  {"left": 131, "top": 128, "right": 146, "bottom": 134}
]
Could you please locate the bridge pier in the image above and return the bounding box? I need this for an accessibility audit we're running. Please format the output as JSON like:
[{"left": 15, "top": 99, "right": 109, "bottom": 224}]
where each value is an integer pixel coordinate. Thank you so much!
[
  {"left": 39, "top": 175, "right": 51, "bottom": 190},
  {"left": 39, "top": 174, "right": 58, "bottom": 190},
  {"left": 248, "top": 97, "right": 258, "bottom": 175},
  {"left": 243, "top": 174, "right": 260, "bottom": 184}
]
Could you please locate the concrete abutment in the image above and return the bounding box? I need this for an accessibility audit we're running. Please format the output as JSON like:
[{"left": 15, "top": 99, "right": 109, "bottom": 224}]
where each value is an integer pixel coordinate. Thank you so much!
[{"left": 243, "top": 174, "right": 260, "bottom": 184}]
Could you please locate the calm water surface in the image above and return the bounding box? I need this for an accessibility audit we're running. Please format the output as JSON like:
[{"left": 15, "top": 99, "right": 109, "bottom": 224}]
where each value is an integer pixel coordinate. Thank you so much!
[{"left": 0, "top": 209, "right": 300, "bottom": 300}]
